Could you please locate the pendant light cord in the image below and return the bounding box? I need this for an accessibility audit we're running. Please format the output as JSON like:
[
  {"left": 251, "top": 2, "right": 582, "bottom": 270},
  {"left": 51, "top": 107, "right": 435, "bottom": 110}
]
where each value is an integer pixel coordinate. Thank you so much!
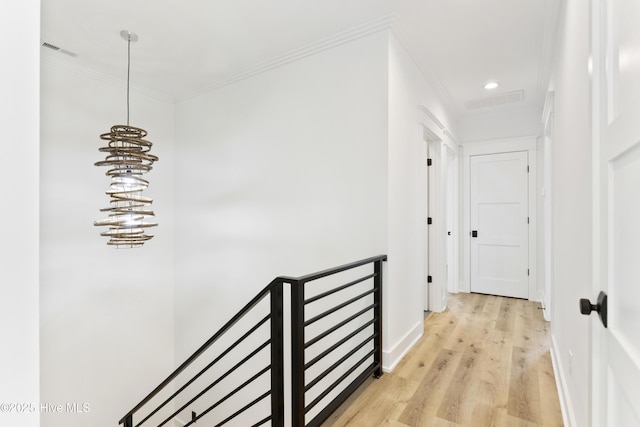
[{"left": 126, "top": 36, "right": 131, "bottom": 126}]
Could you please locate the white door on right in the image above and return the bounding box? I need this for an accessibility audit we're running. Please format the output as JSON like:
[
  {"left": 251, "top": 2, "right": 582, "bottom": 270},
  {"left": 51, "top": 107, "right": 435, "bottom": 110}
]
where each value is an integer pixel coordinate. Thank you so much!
[
  {"left": 470, "top": 152, "right": 529, "bottom": 299},
  {"left": 590, "top": 0, "right": 640, "bottom": 424}
]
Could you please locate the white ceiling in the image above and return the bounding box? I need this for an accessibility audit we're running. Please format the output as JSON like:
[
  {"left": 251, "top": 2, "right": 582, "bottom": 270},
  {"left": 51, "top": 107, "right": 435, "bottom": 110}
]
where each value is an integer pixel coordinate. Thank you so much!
[{"left": 41, "top": 0, "right": 560, "bottom": 119}]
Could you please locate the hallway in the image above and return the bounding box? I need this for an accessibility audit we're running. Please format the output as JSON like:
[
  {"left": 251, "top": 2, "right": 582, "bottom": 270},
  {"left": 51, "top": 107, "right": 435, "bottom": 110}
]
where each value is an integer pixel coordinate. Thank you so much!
[{"left": 322, "top": 293, "right": 563, "bottom": 426}]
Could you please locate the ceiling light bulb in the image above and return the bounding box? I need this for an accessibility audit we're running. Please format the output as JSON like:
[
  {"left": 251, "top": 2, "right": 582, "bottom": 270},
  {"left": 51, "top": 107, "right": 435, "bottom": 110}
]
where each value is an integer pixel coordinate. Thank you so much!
[{"left": 484, "top": 82, "right": 500, "bottom": 90}]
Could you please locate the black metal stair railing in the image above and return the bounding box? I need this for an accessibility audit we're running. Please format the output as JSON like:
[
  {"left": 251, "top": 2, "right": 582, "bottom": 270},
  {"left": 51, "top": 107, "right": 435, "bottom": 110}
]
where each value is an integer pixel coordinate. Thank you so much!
[
  {"left": 119, "top": 254, "right": 386, "bottom": 427},
  {"left": 286, "top": 255, "right": 385, "bottom": 427},
  {"left": 119, "top": 279, "right": 284, "bottom": 427}
]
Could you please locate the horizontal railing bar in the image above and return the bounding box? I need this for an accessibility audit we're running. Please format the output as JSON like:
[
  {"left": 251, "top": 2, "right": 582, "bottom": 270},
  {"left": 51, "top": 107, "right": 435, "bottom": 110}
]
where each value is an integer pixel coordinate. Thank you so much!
[
  {"left": 304, "top": 349, "right": 376, "bottom": 414},
  {"left": 305, "top": 319, "right": 376, "bottom": 370},
  {"left": 305, "top": 333, "right": 376, "bottom": 392},
  {"left": 305, "top": 288, "right": 376, "bottom": 327},
  {"left": 119, "top": 278, "right": 279, "bottom": 425},
  {"left": 135, "top": 314, "right": 271, "bottom": 427},
  {"left": 185, "top": 366, "right": 271, "bottom": 427},
  {"left": 278, "top": 255, "right": 387, "bottom": 286},
  {"left": 158, "top": 340, "right": 271, "bottom": 427},
  {"left": 251, "top": 415, "right": 272, "bottom": 427},
  {"left": 214, "top": 390, "right": 271, "bottom": 427},
  {"left": 304, "top": 273, "right": 376, "bottom": 305},
  {"left": 306, "top": 362, "right": 378, "bottom": 427},
  {"left": 305, "top": 303, "right": 375, "bottom": 349}
]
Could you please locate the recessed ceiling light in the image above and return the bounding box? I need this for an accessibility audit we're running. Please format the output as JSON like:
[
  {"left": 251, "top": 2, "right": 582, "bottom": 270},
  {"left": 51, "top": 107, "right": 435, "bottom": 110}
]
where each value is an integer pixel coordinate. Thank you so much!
[{"left": 484, "top": 81, "right": 500, "bottom": 90}]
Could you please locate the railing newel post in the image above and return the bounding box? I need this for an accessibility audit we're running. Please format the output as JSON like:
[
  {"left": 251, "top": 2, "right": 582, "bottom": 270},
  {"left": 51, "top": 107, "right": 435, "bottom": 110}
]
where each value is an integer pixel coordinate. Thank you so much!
[
  {"left": 291, "top": 279, "right": 306, "bottom": 427},
  {"left": 373, "top": 258, "right": 384, "bottom": 378},
  {"left": 270, "top": 280, "right": 285, "bottom": 427}
]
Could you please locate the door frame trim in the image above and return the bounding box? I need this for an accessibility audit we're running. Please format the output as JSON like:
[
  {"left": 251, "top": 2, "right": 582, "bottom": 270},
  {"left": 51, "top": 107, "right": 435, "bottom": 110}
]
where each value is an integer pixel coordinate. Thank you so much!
[
  {"left": 461, "top": 136, "right": 538, "bottom": 301},
  {"left": 418, "top": 106, "right": 461, "bottom": 312},
  {"left": 445, "top": 140, "right": 460, "bottom": 295}
]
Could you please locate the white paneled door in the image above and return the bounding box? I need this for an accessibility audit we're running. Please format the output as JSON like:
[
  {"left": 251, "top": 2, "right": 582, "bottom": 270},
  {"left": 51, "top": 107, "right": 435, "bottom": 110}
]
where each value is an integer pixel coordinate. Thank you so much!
[
  {"left": 470, "top": 152, "right": 529, "bottom": 299},
  {"left": 589, "top": 0, "right": 640, "bottom": 424}
]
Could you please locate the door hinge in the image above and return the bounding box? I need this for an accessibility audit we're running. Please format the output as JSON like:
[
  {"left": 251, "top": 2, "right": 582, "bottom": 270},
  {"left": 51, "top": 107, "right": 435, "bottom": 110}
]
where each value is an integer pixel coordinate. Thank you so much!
[
  {"left": 427, "top": 275, "right": 433, "bottom": 283},
  {"left": 427, "top": 217, "right": 433, "bottom": 225},
  {"left": 427, "top": 158, "right": 433, "bottom": 166},
  {"left": 527, "top": 269, "right": 530, "bottom": 276},
  {"left": 527, "top": 217, "right": 530, "bottom": 224},
  {"left": 527, "top": 165, "right": 530, "bottom": 172}
]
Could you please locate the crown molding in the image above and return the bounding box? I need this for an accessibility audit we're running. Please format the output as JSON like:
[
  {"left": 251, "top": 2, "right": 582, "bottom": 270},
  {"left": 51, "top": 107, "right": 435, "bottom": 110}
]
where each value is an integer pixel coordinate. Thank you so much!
[
  {"left": 390, "top": 18, "right": 459, "bottom": 116},
  {"left": 536, "top": 0, "right": 562, "bottom": 92},
  {"left": 42, "top": 14, "right": 396, "bottom": 104},
  {"left": 178, "top": 14, "right": 397, "bottom": 102},
  {"left": 40, "top": 49, "right": 176, "bottom": 103}
]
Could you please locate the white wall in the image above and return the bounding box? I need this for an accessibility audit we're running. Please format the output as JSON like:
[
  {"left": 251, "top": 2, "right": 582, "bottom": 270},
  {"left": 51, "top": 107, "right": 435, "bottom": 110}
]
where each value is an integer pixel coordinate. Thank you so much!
[
  {"left": 536, "top": 135, "right": 547, "bottom": 311},
  {"left": 40, "top": 61, "right": 176, "bottom": 427},
  {"left": 0, "top": 3, "right": 40, "bottom": 427},
  {"left": 387, "top": 32, "right": 457, "bottom": 367},
  {"left": 457, "top": 107, "right": 543, "bottom": 143},
  {"left": 173, "top": 29, "right": 458, "bottom": 378},
  {"left": 547, "top": 0, "right": 591, "bottom": 425},
  {"left": 173, "top": 31, "right": 389, "bottom": 364}
]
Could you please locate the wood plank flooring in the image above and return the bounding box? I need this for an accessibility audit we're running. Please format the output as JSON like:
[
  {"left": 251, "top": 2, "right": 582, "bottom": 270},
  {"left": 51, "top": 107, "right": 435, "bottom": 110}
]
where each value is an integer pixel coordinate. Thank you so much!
[{"left": 321, "top": 293, "right": 563, "bottom": 427}]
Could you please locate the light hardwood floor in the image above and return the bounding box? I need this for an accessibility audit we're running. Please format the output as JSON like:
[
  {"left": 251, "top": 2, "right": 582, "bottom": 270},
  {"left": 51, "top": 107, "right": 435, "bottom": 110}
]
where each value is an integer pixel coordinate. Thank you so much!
[{"left": 322, "top": 292, "right": 564, "bottom": 427}]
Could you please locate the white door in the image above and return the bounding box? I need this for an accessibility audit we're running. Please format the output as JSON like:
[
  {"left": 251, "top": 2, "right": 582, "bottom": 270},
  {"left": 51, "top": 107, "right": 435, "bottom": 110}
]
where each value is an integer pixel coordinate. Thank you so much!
[
  {"left": 470, "top": 152, "right": 529, "bottom": 299},
  {"left": 590, "top": 0, "right": 640, "bottom": 424},
  {"left": 427, "top": 139, "right": 447, "bottom": 313}
]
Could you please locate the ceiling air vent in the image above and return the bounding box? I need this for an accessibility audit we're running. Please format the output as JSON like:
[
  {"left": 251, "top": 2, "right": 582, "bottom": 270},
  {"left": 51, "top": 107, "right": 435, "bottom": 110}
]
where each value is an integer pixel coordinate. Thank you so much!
[
  {"left": 42, "top": 42, "right": 78, "bottom": 57},
  {"left": 465, "top": 90, "right": 525, "bottom": 110}
]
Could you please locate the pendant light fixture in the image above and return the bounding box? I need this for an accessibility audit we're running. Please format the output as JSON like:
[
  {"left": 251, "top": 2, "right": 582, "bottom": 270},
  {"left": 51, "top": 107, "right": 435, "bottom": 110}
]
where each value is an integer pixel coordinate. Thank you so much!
[{"left": 94, "top": 30, "right": 159, "bottom": 248}]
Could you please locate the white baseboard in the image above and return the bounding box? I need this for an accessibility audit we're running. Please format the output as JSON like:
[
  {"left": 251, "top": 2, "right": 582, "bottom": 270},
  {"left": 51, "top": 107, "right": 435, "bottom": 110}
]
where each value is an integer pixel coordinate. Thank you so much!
[
  {"left": 550, "top": 334, "right": 577, "bottom": 427},
  {"left": 382, "top": 320, "right": 423, "bottom": 372}
]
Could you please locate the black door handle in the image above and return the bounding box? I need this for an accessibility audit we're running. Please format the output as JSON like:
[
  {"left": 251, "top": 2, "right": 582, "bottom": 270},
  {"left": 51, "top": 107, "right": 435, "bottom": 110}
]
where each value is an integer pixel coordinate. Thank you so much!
[
  {"left": 471, "top": 230, "right": 478, "bottom": 238},
  {"left": 579, "top": 291, "right": 608, "bottom": 328}
]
